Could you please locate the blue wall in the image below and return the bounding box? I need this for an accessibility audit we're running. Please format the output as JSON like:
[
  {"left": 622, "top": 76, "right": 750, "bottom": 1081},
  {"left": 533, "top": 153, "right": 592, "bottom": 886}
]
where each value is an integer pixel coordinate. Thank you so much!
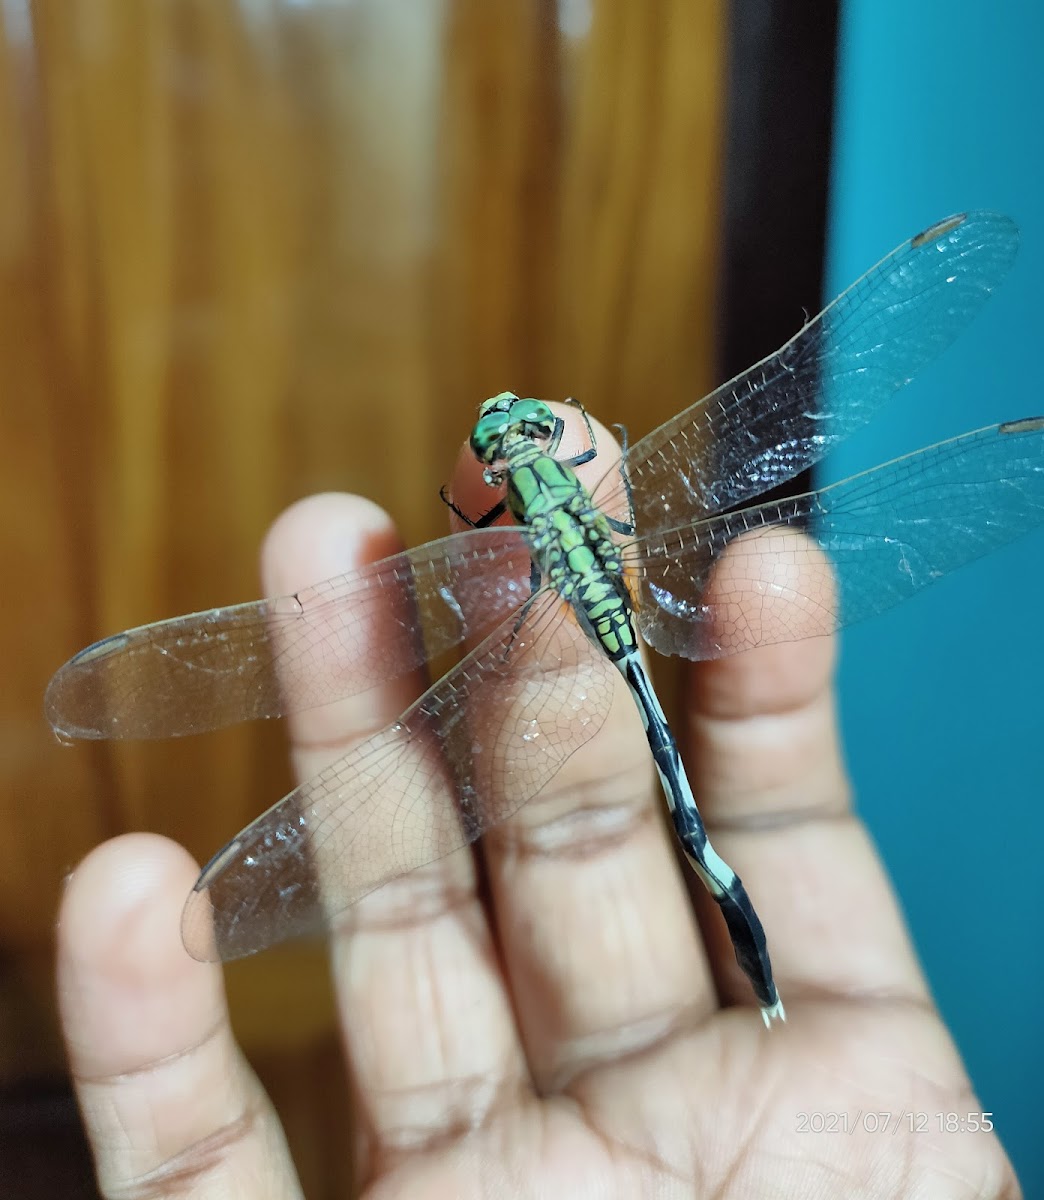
[{"left": 826, "top": 1, "right": 1043, "bottom": 1188}]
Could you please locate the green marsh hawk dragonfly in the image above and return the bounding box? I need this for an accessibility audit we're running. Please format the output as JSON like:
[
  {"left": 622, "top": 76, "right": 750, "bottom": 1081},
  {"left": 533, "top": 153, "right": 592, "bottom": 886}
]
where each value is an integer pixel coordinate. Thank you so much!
[{"left": 45, "top": 211, "right": 1044, "bottom": 1024}]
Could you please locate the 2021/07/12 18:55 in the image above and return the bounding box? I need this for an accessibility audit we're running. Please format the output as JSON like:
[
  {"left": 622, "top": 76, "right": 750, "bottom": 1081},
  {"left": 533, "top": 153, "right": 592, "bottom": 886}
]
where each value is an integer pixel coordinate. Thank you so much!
[{"left": 796, "top": 1112, "right": 996, "bottom": 1135}]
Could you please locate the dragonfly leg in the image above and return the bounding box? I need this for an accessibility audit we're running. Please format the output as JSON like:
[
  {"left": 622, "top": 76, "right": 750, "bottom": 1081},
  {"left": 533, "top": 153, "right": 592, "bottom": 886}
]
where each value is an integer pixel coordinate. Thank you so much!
[
  {"left": 559, "top": 400, "right": 632, "bottom": 536},
  {"left": 544, "top": 413, "right": 569, "bottom": 458},
  {"left": 607, "top": 421, "right": 636, "bottom": 537},
  {"left": 499, "top": 575, "right": 550, "bottom": 663},
  {"left": 554, "top": 396, "right": 599, "bottom": 468},
  {"left": 438, "top": 483, "right": 508, "bottom": 529},
  {"left": 546, "top": 407, "right": 598, "bottom": 469}
]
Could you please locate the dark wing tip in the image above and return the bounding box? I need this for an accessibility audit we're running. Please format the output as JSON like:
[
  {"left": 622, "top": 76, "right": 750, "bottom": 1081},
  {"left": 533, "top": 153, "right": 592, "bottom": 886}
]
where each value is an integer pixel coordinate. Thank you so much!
[
  {"left": 999, "top": 416, "right": 1044, "bottom": 436},
  {"left": 911, "top": 212, "right": 968, "bottom": 247}
]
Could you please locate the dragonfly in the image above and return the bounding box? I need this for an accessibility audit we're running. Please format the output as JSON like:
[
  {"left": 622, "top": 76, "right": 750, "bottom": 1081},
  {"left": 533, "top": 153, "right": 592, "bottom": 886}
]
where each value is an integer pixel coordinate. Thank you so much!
[{"left": 46, "top": 211, "right": 1044, "bottom": 1025}]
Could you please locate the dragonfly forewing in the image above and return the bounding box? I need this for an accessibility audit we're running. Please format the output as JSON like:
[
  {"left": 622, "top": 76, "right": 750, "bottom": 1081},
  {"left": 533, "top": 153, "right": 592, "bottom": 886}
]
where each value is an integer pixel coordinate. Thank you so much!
[
  {"left": 45, "top": 526, "right": 532, "bottom": 739},
  {"left": 592, "top": 211, "right": 1019, "bottom": 536}
]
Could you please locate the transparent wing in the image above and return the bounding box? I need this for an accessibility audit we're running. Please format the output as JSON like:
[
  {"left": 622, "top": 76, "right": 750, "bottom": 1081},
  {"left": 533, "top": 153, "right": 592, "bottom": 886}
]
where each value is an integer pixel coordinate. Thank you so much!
[
  {"left": 593, "top": 212, "right": 1019, "bottom": 534},
  {"left": 631, "top": 418, "right": 1044, "bottom": 659},
  {"left": 181, "top": 589, "right": 617, "bottom": 961},
  {"left": 45, "top": 526, "right": 533, "bottom": 739},
  {"left": 46, "top": 213, "right": 1017, "bottom": 743}
]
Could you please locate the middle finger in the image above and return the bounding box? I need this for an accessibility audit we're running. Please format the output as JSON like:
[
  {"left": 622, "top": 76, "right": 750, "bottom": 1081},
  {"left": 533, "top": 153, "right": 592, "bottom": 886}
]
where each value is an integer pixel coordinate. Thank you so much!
[{"left": 445, "top": 405, "right": 717, "bottom": 1092}]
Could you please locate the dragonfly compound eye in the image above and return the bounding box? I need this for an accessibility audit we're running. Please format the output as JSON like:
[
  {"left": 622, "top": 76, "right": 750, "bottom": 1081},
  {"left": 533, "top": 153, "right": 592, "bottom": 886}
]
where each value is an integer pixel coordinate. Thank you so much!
[
  {"left": 470, "top": 412, "right": 509, "bottom": 464},
  {"left": 510, "top": 398, "right": 556, "bottom": 442}
]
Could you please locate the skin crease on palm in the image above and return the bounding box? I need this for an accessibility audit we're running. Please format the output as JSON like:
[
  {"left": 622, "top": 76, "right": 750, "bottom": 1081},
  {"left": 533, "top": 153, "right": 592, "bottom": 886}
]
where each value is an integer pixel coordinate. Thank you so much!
[{"left": 55, "top": 404, "right": 1022, "bottom": 1198}]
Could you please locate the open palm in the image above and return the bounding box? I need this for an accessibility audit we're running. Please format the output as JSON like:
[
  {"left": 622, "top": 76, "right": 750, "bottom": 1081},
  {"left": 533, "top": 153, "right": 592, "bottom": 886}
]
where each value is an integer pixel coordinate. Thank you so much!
[{"left": 57, "top": 430, "right": 1020, "bottom": 1198}]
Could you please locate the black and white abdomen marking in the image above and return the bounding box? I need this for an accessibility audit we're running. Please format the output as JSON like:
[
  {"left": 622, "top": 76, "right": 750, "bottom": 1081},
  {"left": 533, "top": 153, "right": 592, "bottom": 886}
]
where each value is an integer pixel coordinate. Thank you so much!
[{"left": 621, "top": 653, "right": 783, "bottom": 1022}]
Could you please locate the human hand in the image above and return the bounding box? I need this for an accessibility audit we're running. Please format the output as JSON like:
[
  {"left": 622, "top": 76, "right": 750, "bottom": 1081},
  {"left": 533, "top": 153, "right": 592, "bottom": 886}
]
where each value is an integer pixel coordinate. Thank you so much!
[{"left": 57, "top": 417, "right": 1021, "bottom": 1198}]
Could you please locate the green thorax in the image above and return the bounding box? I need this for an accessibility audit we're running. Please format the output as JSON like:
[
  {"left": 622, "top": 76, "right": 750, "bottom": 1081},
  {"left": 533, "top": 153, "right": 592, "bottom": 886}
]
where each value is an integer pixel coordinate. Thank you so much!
[
  {"left": 502, "top": 436, "right": 587, "bottom": 526},
  {"left": 469, "top": 394, "right": 635, "bottom": 663}
]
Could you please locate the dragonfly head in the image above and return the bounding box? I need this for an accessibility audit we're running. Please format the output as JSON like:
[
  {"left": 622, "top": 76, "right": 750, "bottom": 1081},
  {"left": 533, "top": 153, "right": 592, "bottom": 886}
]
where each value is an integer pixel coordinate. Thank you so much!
[{"left": 470, "top": 393, "right": 556, "bottom": 480}]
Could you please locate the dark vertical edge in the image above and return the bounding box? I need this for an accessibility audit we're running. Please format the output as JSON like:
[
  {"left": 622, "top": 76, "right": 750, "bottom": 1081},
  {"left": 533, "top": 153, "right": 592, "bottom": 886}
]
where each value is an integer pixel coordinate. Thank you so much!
[{"left": 718, "top": 0, "right": 840, "bottom": 499}]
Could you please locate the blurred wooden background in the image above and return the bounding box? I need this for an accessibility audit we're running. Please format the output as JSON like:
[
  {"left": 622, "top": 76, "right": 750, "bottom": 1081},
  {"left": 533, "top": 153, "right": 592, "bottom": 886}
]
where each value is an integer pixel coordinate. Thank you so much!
[{"left": 0, "top": 0, "right": 730, "bottom": 1193}]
